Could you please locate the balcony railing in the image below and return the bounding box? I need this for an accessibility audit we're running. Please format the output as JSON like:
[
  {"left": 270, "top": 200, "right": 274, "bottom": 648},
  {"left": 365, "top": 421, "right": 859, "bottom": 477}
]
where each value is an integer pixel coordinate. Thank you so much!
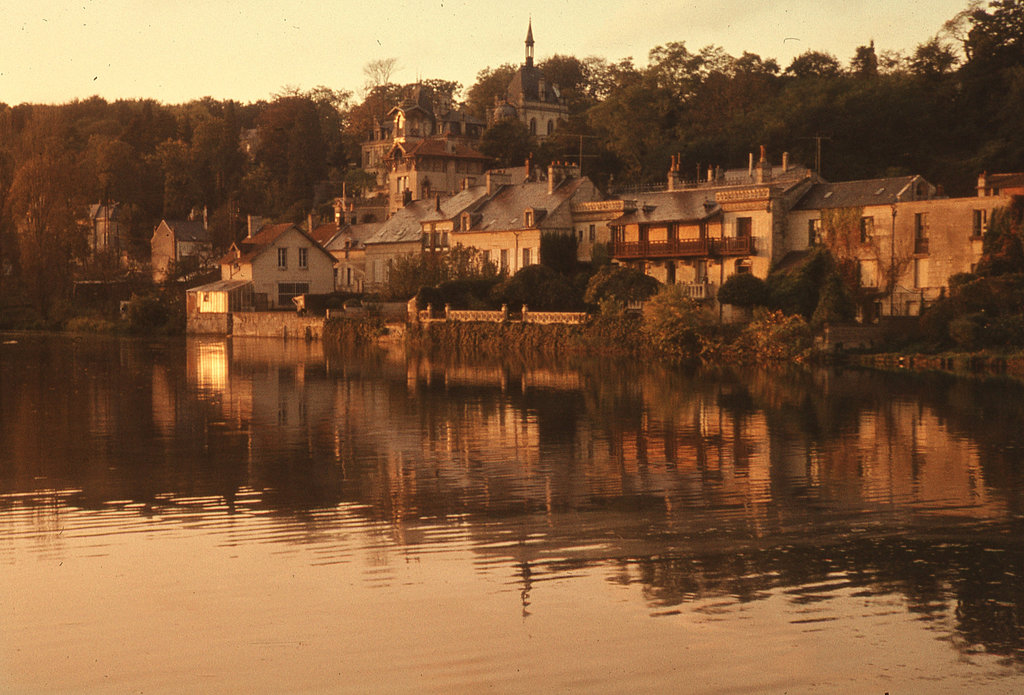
[
  {"left": 914, "top": 237, "right": 929, "bottom": 255},
  {"left": 611, "top": 236, "right": 751, "bottom": 259}
]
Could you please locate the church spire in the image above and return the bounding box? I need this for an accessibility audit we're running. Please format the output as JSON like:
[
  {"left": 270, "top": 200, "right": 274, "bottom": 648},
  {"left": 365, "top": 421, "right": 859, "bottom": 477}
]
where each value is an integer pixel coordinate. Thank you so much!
[{"left": 525, "top": 20, "right": 534, "bottom": 67}]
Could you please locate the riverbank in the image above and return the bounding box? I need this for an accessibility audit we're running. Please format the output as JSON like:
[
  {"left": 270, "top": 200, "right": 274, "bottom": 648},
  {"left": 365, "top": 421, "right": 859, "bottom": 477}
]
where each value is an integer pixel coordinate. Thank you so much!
[{"left": 847, "top": 350, "right": 1024, "bottom": 379}]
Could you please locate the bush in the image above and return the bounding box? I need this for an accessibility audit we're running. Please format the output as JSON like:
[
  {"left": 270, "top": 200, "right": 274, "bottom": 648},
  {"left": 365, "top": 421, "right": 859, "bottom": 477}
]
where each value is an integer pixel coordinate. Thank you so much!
[
  {"left": 124, "top": 292, "right": 184, "bottom": 335},
  {"left": 492, "top": 264, "right": 582, "bottom": 311},
  {"left": 642, "top": 285, "right": 718, "bottom": 360},
  {"left": 736, "top": 309, "right": 814, "bottom": 363},
  {"left": 717, "top": 273, "right": 770, "bottom": 308},
  {"left": 584, "top": 265, "right": 661, "bottom": 305}
]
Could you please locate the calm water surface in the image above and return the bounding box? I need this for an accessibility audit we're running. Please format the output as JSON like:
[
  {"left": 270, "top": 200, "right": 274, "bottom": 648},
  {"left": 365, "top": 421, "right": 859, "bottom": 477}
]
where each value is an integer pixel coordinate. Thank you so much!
[{"left": 2, "top": 332, "right": 1024, "bottom": 693}]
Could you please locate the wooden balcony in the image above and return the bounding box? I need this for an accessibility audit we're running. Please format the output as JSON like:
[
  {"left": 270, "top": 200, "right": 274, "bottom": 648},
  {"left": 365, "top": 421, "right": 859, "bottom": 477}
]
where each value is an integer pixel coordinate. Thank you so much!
[{"left": 611, "top": 236, "right": 751, "bottom": 259}]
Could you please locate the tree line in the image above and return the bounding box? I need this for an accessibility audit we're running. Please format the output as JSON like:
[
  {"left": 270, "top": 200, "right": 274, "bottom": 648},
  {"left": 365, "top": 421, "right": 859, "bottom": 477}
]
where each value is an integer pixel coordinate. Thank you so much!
[{"left": 1, "top": 1, "right": 1022, "bottom": 323}]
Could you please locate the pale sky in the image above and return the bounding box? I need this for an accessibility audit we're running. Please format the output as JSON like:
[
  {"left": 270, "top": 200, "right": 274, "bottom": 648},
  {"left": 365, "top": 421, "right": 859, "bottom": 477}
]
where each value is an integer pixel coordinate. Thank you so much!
[{"left": 2, "top": 0, "right": 972, "bottom": 106}]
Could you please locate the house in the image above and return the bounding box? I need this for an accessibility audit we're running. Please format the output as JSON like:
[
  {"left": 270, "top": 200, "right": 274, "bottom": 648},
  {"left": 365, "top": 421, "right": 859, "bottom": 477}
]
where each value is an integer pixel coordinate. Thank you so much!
[
  {"left": 609, "top": 149, "right": 818, "bottom": 302},
  {"left": 490, "top": 22, "right": 569, "bottom": 140},
  {"left": 362, "top": 183, "right": 492, "bottom": 290},
  {"left": 977, "top": 172, "right": 1024, "bottom": 198},
  {"left": 789, "top": 175, "right": 1013, "bottom": 317},
  {"left": 452, "top": 163, "right": 600, "bottom": 274},
  {"left": 86, "top": 203, "right": 130, "bottom": 257},
  {"left": 383, "top": 137, "right": 492, "bottom": 215},
  {"left": 151, "top": 215, "right": 213, "bottom": 281},
  {"left": 218, "top": 222, "right": 335, "bottom": 309}
]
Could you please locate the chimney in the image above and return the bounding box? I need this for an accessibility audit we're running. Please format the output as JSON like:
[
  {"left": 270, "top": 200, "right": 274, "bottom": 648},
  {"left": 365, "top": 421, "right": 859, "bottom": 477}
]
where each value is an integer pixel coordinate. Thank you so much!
[
  {"left": 756, "top": 145, "right": 771, "bottom": 184},
  {"left": 707, "top": 166, "right": 714, "bottom": 183},
  {"left": 667, "top": 154, "right": 680, "bottom": 192},
  {"left": 978, "top": 171, "right": 989, "bottom": 197},
  {"left": 307, "top": 212, "right": 314, "bottom": 236},
  {"left": 782, "top": 152, "right": 790, "bottom": 172},
  {"left": 748, "top": 152, "right": 754, "bottom": 179}
]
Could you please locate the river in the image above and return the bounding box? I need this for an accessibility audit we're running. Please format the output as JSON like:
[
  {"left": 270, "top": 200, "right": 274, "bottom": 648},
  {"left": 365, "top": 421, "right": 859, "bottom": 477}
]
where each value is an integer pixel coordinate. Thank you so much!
[{"left": 2, "top": 332, "right": 1023, "bottom": 693}]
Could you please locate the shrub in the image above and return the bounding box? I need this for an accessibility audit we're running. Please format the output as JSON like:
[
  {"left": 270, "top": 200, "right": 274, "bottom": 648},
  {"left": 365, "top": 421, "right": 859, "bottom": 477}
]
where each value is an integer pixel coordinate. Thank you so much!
[
  {"left": 584, "top": 265, "right": 661, "bottom": 305},
  {"left": 642, "top": 285, "right": 718, "bottom": 360},
  {"left": 492, "top": 264, "right": 582, "bottom": 311},
  {"left": 717, "top": 273, "right": 770, "bottom": 308},
  {"left": 737, "top": 309, "right": 814, "bottom": 363}
]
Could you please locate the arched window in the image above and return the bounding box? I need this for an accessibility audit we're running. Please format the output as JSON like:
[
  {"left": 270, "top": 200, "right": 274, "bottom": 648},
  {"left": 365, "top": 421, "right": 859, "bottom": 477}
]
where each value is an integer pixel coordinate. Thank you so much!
[
  {"left": 546, "top": 120, "right": 554, "bottom": 135},
  {"left": 529, "top": 118, "right": 537, "bottom": 135}
]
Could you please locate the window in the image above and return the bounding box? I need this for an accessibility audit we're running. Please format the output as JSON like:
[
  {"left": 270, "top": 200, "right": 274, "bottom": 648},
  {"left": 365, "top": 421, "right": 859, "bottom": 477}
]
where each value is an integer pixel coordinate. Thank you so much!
[
  {"left": 277, "top": 282, "right": 309, "bottom": 306},
  {"left": 522, "top": 248, "right": 532, "bottom": 268},
  {"left": 860, "top": 216, "right": 874, "bottom": 244},
  {"left": 972, "top": 209, "right": 987, "bottom": 238},
  {"left": 736, "top": 217, "right": 752, "bottom": 238},
  {"left": 546, "top": 120, "right": 554, "bottom": 135},
  {"left": 529, "top": 118, "right": 537, "bottom": 135},
  {"left": 500, "top": 249, "right": 509, "bottom": 272},
  {"left": 277, "top": 247, "right": 288, "bottom": 269},
  {"left": 735, "top": 259, "right": 752, "bottom": 275},
  {"left": 298, "top": 247, "right": 308, "bottom": 269},
  {"left": 589, "top": 224, "right": 596, "bottom": 242},
  {"left": 808, "top": 219, "right": 821, "bottom": 246},
  {"left": 914, "top": 212, "right": 929, "bottom": 254},
  {"left": 461, "top": 213, "right": 471, "bottom": 231},
  {"left": 524, "top": 209, "right": 535, "bottom": 227},
  {"left": 858, "top": 260, "right": 878, "bottom": 287}
]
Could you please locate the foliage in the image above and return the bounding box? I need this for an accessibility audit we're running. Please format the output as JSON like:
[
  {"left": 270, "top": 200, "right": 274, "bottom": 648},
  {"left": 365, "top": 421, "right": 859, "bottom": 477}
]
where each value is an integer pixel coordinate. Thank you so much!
[
  {"left": 539, "top": 232, "right": 579, "bottom": 275},
  {"left": 810, "top": 272, "right": 858, "bottom": 326},
  {"left": 717, "top": 273, "right": 769, "bottom": 307},
  {"left": 641, "top": 285, "right": 718, "bottom": 360},
  {"left": 733, "top": 309, "right": 814, "bottom": 363},
  {"left": 766, "top": 247, "right": 836, "bottom": 318},
  {"left": 491, "top": 264, "right": 582, "bottom": 311},
  {"left": 583, "top": 265, "right": 661, "bottom": 305},
  {"left": 384, "top": 244, "right": 497, "bottom": 301},
  {"left": 124, "top": 291, "right": 184, "bottom": 335}
]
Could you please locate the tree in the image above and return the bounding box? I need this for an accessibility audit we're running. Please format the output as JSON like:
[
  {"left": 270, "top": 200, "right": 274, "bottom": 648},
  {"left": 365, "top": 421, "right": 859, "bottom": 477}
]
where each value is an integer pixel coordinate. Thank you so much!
[
  {"left": 363, "top": 58, "right": 399, "bottom": 93},
  {"left": 492, "top": 264, "right": 581, "bottom": 311},
  {"left": 717, "top": 273, "right": 770, "bottom": 307},
  {"left": 786, "top": 51, "right": 842, "bottom": 79},
  {"left": 584, "top": 265, "right": 661, "bottom": 305},
  {"left": 850, "top": 41, "right": 878, "bottom": 78},
  {"left": 479, "top": 119, "right": 533, "bottom": 167},
  {"left": 466, "top": 64, "right": 518, "bottom": 120}
]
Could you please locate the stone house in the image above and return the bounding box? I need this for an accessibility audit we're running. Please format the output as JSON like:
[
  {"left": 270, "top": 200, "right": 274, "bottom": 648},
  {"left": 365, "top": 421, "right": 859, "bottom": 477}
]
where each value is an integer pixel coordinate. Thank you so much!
[
  {"left": 362, "top": 184, "right": 492, "bottom": 290},
  {"left": 608, "top": 150, "right": 818, "bottom": 302},
  {"left": 788, "top": 175, "right": 1013, "bottom": 317},
  {"left": 490, "top": 22, "right": 569, "bottom": 140},
  {"left": 452, "top": 163, "right": 600, "bottom": 275},
  {"left": 218, "top": 222, "right": 335, "bottom": 309},
  {"left": 151, "top": 217, "right": 212, "bottom": 282},
  {"left": 86, "top": 203, "right": 130, "bottom": 257}
]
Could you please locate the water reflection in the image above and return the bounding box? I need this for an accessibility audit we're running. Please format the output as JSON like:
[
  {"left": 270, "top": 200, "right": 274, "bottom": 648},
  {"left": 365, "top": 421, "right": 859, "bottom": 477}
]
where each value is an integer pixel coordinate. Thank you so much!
[{"left": 2, "top": 333, "right": 1024, "bottom": 677}]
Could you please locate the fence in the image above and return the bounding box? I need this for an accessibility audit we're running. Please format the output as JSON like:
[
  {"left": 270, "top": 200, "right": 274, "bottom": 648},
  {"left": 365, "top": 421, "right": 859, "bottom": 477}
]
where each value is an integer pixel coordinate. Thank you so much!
[{"left": 414, "top": 304, "right": 589, "bottom": 326}]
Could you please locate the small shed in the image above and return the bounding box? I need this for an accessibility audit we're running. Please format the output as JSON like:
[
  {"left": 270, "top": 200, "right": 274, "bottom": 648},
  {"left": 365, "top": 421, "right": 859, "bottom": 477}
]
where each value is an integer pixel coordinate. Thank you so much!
[{"left": 186, "top": 279, "right": 253, "bottom": 314}]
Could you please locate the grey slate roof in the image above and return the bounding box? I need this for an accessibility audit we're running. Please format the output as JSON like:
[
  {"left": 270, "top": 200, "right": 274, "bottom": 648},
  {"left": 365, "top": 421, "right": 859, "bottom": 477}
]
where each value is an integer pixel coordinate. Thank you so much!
[
  {"left": 470, "top": 177, "right": 586, "bottom": 232},
  {"left": 793, "top": 176, "right": 921, "bottom": 211},
  {"left": 364, "top": 186, "right": 491, "bottom": 245},
  {"left": 164, "top": 219, "right": 209, "bottom": 242},
  {"left": 611, "top": 189, "right": 720, "bottom": 226}
]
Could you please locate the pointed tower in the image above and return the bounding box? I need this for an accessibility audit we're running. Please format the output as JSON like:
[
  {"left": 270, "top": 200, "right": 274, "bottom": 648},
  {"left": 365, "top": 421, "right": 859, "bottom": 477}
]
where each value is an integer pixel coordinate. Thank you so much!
[{"left": 525, "top": 20, "right": 535, "bottom": 68}]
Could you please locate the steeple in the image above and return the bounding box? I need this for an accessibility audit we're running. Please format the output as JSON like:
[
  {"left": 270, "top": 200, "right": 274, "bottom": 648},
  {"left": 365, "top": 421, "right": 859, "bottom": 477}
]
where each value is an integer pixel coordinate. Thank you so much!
[{"left": 525, "top": 20, "right": 534, "bottom": 68}]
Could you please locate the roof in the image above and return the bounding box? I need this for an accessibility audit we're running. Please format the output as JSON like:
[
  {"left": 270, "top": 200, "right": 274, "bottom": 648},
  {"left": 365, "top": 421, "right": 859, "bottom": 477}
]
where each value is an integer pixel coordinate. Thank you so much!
[
  {"left": 507, "top": 64, "right": 561, "bottom": 105},
  {"left": 467, "top": 177, "right": 589, "bottom": 232},
  {"left": 219, "top": 223, "right": 331, "bottom": 266},
  {"left": 324, "top": 223, "right": 380, "bottom": 252},
  {"left": 793, "top": 176, "right": 922, "bottom": 210},
  {"left": 89, "top": 203, "right": 123, "bottom": 221},
  {"left": 309, "top": 222, "right": 341, "bottom": 246},
  {"left": 365, "top": 186, "right": 491, "bottom": 245},
  {"left": 161, "top": 219, "right": 209, "bottom": 243},
  {"left": 186, "top": 278, "right": 252, "bottom": 294},
  {"left": 985, "top": 173, "right": 1024, "bottom": 189},
  {"left": 611, "top": 189, "right": 721, "bottom": 226},
  {"left": 387, "top": 137, "right": 492, "bottom": 162}
]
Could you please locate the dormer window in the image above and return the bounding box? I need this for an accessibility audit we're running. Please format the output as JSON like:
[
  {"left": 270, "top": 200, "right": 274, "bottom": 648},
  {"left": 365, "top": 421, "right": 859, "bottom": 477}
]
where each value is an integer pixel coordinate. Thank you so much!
[
  {"left": 460, "top": 213, "right": 471, "bottom": 231},
  {"left": 524, "top": 209, "right": 535, "bottom": 228}
]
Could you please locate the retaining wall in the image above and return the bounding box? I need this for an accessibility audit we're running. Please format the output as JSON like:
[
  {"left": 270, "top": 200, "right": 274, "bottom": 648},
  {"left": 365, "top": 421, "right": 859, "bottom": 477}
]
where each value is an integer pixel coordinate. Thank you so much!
[{"left": 230, "top": 312, "right": 325, "bottom": 340}]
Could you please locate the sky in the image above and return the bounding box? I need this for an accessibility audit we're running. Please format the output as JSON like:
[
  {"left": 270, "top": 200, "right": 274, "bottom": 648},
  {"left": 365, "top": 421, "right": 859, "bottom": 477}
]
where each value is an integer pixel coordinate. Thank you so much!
[{"left": 2, "top": 0, "right": 974, "bottom": 106}]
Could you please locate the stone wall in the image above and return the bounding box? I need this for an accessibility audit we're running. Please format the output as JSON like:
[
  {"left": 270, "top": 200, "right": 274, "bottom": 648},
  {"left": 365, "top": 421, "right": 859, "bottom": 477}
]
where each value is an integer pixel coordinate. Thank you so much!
[
  {"left": 230, "top": 312, "right": 325, "bottom": 340},
  {"left": 187, "top": 312, "right": 231, "bottom": 335}
]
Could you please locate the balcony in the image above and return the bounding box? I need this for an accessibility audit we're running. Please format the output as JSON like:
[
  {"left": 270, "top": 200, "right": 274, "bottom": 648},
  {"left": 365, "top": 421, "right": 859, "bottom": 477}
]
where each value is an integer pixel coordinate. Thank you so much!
[
  {"left": 611, "top": 236, "right": 751, "bottom": 260},
  {"left": 914, "top": 237, "right": 929, "bottom": 255}
]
